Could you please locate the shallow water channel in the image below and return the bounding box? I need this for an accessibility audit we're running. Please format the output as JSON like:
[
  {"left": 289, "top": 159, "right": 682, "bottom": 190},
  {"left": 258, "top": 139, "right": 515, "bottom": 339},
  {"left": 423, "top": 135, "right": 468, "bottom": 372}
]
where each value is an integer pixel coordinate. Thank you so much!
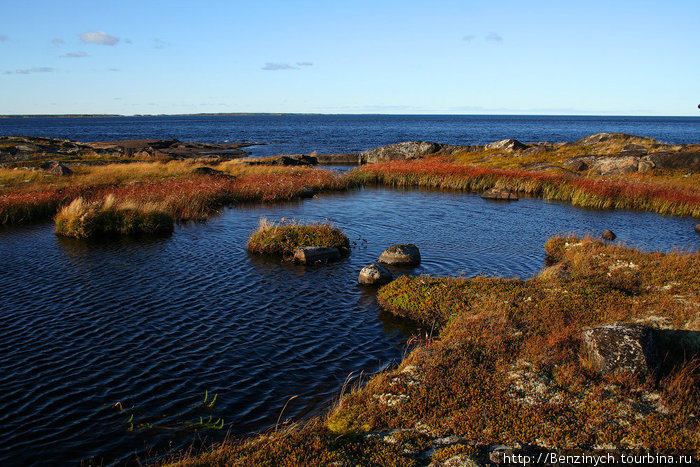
[{"left": 1, "top": 186, "right": 698, "bottom": 465}]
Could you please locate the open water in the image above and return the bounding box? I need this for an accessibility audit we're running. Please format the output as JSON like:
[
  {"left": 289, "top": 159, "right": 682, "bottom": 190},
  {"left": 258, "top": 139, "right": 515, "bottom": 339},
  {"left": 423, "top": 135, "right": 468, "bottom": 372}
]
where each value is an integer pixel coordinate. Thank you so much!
[{"left": 0, "top": 115, "right": 698, "bottom": 465}]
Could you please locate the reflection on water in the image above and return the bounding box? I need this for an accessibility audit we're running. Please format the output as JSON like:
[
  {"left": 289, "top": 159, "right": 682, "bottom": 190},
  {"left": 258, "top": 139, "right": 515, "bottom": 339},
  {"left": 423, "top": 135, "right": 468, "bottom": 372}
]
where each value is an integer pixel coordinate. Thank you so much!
[{"left": 0, "top": 187, "right": 697, "bottom": 465}]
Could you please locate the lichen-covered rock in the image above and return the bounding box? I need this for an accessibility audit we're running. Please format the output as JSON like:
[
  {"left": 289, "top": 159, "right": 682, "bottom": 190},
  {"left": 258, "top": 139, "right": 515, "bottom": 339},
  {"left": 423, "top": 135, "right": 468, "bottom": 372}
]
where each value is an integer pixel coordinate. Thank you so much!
[
  {"left": 358, "top": 263, "right": 393, "bottom": 286},
  {"left": 48, "top": 162, "right": 73, "bottom": 176},
  {"left": 581, "top": 323, "right": 661, "bottom": 379},
  {"left": 602, "top": 229, "right": 616, "bottom": 241},
  {"left": 484, "top": 139, "right": 528, "bottom": 151},
  {"left": 481, "top": 187, "right": 518, "bottom": 200},
  {"left": 590, "top": 155, "right": 640, "bottom": 175},
  {"left": 363, "top": 141, "right": 442, "bottom": 164},
  {"left": 379, "top": 244, "right": 421, "bottom": 266},
  {"left": 293, "top": 246, "right": 341, "bottom": 264}
]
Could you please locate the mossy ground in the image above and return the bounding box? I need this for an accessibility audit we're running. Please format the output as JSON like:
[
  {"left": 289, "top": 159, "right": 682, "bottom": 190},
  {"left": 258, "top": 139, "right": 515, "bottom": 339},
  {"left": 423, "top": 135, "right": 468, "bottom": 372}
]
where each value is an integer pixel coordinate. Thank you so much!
[
  {"left": 246, "top": 219, "right": 350, "bottom": 258},
  {"left": 166, "top": 238, "right": 699, "bottom": 465}
]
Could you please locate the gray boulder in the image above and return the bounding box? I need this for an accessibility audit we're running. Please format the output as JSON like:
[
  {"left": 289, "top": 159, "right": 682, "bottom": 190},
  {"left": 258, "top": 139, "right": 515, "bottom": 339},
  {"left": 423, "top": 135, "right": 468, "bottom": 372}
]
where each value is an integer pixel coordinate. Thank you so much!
[
  {"left": 581, "top": 323, "right": 661, "bottom": 380},
  {"left": 481, "top": 187, "right": 518, "bottom": 200},
  {"left": 293, "top": 247, "right": 341, "bottom": 264},
  {"left": 379, "top": 244, "right": 421, "bottom": 266},
  {"left": 363, "top": 141, "right": 442, "bottom": 164},
  {"left": 358, "top": 263, "right": 393, "bottom": 286},
  {"left": 484, "top": 139, "right": 528, "bottom": 151}
]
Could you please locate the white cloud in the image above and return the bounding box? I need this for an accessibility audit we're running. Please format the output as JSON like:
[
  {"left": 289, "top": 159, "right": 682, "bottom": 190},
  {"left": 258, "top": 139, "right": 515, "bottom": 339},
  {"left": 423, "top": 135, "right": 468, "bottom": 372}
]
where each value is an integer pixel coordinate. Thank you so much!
[
  {"left": 61, "top": 51, "right": 89, "bottom": 58},
  {"left": 80, "top": 31, "right": 119, "bottom": 45},
  {"left": 0, "top": 34, "right": 8, "bottom": 42},
  {"left": 485, "top": 33, "right": 503, "bottom": 42},
  {"left": 262, "top": 62, "right": 298, "bottom": 71},
  {"left": 296, "top": 62, "right": 313, "bottom": 67},
  {"left": 5, "top": 67, "right": 55, "bottom": 75},
  {"left": 52, "top": 38, "right": 65, "bottom": 47},
  {"left": 462, "top": 34, "right": 476, "bottom": 42},
  {"left": 154, "top": 38, "right": 172, "bottom": 49}
]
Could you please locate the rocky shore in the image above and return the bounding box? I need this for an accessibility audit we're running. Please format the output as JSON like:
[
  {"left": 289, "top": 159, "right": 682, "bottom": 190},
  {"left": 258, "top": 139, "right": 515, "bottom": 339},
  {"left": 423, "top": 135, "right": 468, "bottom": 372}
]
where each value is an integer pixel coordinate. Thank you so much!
[{"left": 0, "top": 136, "right": 254, "bottom": 167}]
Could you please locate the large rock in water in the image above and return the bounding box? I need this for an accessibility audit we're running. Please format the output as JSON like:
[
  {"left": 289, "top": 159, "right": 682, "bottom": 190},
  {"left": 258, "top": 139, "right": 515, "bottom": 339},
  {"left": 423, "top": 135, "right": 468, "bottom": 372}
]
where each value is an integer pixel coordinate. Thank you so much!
[
  {"left": 481, "top": 187, "right": 518, "bottom": 200},
  {"left": 581, "top": 323, "right": 661, "bottom": 380},
  {"left": 358, "top": 263, "right": 393, "bottom": 286},
  {"left": 378, "top": 244, "right": 421, "bottom": 266},
  {"left": 293, "top": 247, "right": 341, "bottom": 264},
  {"left": 484, "top": 139, "right": 528, "bottom": 151},
  {"left": 363, "top": 141, "right": 442, "bottom": 164},
  {"left": 602, "top": 229, "right": 616, "bottom": 241}
]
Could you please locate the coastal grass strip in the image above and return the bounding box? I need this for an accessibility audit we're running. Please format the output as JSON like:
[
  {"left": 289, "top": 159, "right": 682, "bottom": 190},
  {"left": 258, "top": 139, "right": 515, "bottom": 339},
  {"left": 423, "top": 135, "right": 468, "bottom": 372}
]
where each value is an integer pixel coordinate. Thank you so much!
[
  {"left": 348, "top": 158, "right": 700, "bottom": 218},
  {"left": 0, "top": 167, "right": 348, "bottom": 226}
]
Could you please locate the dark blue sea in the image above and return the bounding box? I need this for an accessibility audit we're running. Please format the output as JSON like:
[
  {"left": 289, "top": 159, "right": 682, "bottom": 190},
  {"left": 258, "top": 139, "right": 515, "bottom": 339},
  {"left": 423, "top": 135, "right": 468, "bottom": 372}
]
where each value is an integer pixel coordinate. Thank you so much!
[
  {"left": 0, "top": 114, "right": 698, "bottom": 157},
  {"left": 0, "top": 115, "right": 698, "bottom": 466}
]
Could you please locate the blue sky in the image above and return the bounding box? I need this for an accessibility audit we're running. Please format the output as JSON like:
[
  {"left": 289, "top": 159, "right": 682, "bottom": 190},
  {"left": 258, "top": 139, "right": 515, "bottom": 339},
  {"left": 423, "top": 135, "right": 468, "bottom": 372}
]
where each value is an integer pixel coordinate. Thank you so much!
[{"left": 1, "top": 0, "right": 698, "bottom": 115}]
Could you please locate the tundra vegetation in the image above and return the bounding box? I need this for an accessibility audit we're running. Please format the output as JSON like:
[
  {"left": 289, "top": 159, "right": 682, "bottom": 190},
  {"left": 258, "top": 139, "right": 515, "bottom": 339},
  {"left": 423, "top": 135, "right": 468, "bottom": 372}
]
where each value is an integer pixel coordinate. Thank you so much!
[{"left": 166, "top": 237, "right": 698, "bottom": 466}]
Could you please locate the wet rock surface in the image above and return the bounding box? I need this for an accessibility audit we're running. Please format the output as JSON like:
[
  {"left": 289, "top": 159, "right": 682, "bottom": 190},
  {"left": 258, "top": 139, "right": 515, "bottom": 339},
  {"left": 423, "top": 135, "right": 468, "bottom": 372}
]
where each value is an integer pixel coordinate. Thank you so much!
[
  {"left": 358, "top": 263, "right": 393, "bottom": 286},
  {"left": 378, "top": 244, "right": 421, "bottom": 266}
]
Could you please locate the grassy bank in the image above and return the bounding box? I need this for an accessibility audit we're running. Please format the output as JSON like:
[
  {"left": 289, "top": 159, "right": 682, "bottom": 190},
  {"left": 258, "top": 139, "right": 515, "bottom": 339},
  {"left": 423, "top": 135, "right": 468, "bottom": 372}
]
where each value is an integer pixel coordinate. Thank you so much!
[
  {"left": 348, "top": 158, "right": 700, "bottom": 218},
  {"left": 0, "top": 161, "right": 349, "bottom": 226},
  {"left": 247, "top": 219, "right": 350, "bottom": 258},
  {"left": 167, "top": 238, "right": 699, "bottom": 465}
]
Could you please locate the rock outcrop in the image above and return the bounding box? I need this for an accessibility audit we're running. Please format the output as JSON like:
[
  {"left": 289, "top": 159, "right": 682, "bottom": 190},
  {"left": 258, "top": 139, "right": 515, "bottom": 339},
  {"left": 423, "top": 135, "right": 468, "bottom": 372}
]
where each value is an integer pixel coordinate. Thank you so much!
[
  {"left": 48, "top": 162, "right": 73, "bottom": 176},
  {"left": 481, "top": 187, "right": 518, "bottom": 200},
  {"left": 378, "top": 244, "right": 421, "bottom": 266},
  {"left": 293, "top": 247, "right": 341, "bottom": 264},
  {"left": 581, "top": 323, "right": 661, "bottom": 380},
  {"left": 0, "top": 136, "right": 253, "bottom": 166},
  {"left": 191, "top": 166, "right": 224, "bottom": 176},
  {"left": 363, "top": 141, "right": 442, "bottom": 164},
  {"left": 484, "top": 139, "right": 528, "bottom": 151},
  {"left": 358, "top": 263, "right": 393, "bottom": 286}
]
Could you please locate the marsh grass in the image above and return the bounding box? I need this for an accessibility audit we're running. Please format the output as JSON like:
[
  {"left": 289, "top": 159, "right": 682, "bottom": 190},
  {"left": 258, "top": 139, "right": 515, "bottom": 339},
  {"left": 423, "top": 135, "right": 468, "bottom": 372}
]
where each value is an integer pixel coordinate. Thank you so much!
[
  {"left": 246, "top": 218, "right": 350, "bottom": 258},
  {"left": 349, "top": 158, "right": 700, "bottom": 217},
  {"left": 54, "top": 195, "right": 174, "bottom": 238}
]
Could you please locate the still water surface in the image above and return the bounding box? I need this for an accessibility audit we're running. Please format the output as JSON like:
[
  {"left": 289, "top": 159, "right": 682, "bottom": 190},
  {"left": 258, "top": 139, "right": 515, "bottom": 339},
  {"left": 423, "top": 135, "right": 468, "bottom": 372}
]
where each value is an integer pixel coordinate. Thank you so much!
[{"left": 0, "top": 187, "right": 698, "bottom": 465}]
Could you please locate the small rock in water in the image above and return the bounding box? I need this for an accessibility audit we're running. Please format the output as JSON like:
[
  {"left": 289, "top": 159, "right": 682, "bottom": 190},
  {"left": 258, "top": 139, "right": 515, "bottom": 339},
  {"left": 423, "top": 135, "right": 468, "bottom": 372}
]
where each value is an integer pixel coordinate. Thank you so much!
[
  {"left": 379, "top": 244, "right": 421, "bottom": 266},
  {"left": 695, "top": 224, "right": 700, "bottom": 233},
  {"left": 293, "top": 247, "right": 341, "bottom": 264},
  {"left": 481, "top": 187, "right": 518, "bottom": 200},
  {"left": 602, "top": 229, "right": 616, "bottom": 241},
  {"left": 358, "top": 263, "right": 393, "bottom": 286}
]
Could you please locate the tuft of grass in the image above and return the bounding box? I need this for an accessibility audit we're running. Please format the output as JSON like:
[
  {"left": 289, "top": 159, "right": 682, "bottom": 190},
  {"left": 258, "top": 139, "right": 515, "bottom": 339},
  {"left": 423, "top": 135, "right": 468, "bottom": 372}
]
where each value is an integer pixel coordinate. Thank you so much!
[
  {"left": 54, "top": 195, "right": 174, "bottom": 238},
  {"left": 246, "top": 218, "right": 350, "bottom": 258}
]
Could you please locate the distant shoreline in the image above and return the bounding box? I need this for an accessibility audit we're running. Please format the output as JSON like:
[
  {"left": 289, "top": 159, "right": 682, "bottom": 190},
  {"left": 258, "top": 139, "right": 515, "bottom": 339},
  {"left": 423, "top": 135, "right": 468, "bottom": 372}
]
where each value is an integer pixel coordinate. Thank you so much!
[{"left": 1, "top": 113, "right": 698, "bottom": 119}]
